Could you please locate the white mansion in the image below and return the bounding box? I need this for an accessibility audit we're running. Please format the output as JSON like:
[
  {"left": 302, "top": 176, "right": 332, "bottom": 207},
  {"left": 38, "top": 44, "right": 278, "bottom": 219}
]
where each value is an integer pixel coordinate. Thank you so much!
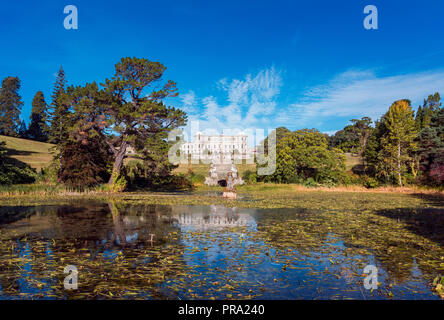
[{"left": 180, "top": 132, "right": 254, "bottom": 161}]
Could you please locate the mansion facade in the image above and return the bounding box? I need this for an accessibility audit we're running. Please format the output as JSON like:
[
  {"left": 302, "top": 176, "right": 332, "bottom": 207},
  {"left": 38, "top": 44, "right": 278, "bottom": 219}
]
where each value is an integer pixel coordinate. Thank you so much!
[{"left": 180, "top": 132, "right": 254, "bottom": 161}]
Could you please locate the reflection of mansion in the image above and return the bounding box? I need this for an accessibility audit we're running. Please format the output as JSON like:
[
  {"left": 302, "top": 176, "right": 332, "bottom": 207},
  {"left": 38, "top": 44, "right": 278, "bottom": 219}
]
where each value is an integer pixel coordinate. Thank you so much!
[
  {"left": 171, "top": 205, "right": 255, "bottom": 229},
  {"left": 180, "top": 132, "right": 254, "bottom": 161}
]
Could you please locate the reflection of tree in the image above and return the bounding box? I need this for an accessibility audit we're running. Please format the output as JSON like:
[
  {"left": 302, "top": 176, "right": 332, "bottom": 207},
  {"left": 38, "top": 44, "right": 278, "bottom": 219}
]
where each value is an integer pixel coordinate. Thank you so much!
[
  {"left": 0, "top": 202, "right": 188, "bottom": 299},
  {"left": 109, "top": 202, "right": 127, "bottom": 246},
  {"left": 0, "top": 205, "right": 53, "bottom": 225},
  {"left": 56, "top": 204, "right": 110, "bottom": 243}
]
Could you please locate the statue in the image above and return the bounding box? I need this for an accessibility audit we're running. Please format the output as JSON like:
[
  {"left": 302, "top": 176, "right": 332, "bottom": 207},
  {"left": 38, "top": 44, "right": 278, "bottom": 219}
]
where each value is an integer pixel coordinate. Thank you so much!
[{"left": 223, "top": 171, "right": 237, "bottom": 199}]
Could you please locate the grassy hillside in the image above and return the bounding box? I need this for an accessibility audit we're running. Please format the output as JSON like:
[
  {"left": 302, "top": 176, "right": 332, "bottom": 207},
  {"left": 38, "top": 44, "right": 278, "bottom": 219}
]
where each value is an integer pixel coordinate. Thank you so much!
[{"left": 0, "top": 135, "right": 55, "bottom": 172}]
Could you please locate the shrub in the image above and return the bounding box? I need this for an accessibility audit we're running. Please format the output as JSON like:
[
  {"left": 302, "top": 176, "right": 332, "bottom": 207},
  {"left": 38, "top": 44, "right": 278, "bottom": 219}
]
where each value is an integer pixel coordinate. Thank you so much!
[
  {"left": 36, "top": 161, "right": 59, "bottom": 184},
  {"left": 0, "top": 142, "right": 36, "bottom": 185},
  {"left": 360, "top": 175, "right": 379, "bottom": 189},
  {"left": 110, "top": 174, "right": 128, "bottom": 192},
  {"left": 403, "top": 173, "right": 417, "bottom": 186},
  {"left": 59, "top": 139, "right": 112, "bottom": 190},
  {"left": 121, "top": 161, "right": 193, "bottom": 191},
  {"left": 319, "top": 178, "right": 337, "bottom": 188},
  {"left": 302, "top": 177, "right": 319, "bottom": 188},
  {"left": 0, "top": 164, "right": 36, "bottom": 185},
  {"left": 186, "top": 169, "right": 205, "bottom": 185},
  {"left": 242, "top": 170, "right": 257, "bottom": 184}
]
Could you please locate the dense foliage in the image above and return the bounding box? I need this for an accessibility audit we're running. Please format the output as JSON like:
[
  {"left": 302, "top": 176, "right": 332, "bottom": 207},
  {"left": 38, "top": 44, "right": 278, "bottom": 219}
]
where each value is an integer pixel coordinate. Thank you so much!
[
  {"left": 258, "top": 129, "right": 347, "bottom": 185},
  {"left": 363, "top": 95, "right": 443, "bottom": 187},
  {"left": 417, "top": 107, "right": 444, "bottom": 185},
  {"left": 329, "top": 117, "right": 372, "bottom": 155},
  {"left": 0, "top": 77, "right": 23, "bottom": 136},
  {"left": 0, "top": 141, "right": 36, "bottom": 185},
  {"left": 256, "top": 93, "right": 443, "bottom": 188},
  {"left": 27, "top": 91, "right": 49, "bottom": 142}
]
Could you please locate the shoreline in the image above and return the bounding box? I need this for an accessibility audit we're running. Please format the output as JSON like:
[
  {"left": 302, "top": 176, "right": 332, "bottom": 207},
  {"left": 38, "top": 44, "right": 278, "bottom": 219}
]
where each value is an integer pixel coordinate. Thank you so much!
[
  {"left": 1, "top": 183, "right": 443, "bottom": 208},
  {"left": 0, "top": 183, "right": 443, "bottom": 197}
]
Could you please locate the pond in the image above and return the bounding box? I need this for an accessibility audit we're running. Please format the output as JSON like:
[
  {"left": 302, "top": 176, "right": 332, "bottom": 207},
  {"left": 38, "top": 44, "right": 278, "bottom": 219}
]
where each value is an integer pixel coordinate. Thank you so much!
[{"left": 0, "top": 201, "right": 443, "bottom": 300}]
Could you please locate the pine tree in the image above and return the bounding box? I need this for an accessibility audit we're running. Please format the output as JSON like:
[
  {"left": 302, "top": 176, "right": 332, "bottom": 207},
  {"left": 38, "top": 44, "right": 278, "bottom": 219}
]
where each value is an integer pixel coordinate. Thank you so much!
[
  {"left": 380, "top": 100, "right": 418, "bottom": 186},
  {"left": 27, "top": 91, "right": 49, "bottom": 141},
  {"left": 415, "top": 93, "right": 441, "bottom": 131},
  {"left": 48, "top": 67, "right": 69, "bottom": 143},
  {"left": 0, "top": 77, "right": 23, "bottom": 136},
  {"left": 418, "top": 106, "right": 444, "bottom": 185},
  {"left": 18, "top": 120, "right": 27, "bottom": 138},
  {"left": 101, "top": 57, "right": 186, "bottom": 184},
  {"left": 415, "top": 106, "right": 423, "bottom": 131}
]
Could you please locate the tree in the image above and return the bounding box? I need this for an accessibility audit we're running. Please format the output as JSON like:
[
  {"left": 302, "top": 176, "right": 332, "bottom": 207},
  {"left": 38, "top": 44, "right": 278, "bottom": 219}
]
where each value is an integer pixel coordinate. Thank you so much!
[
  {"left": 122, "top": 136, "right": 186, "bottom": 190},
  {"left": 257, "top": 127, "right": 291, "bottom": 155},
  {"left": 59, "top": 139, "right": 112, "bottom": 190},
  {"left": 329, "top": 117, "right": 373, "bottom": 157},
  {"left": 58, "top": 82, "right": 112, "bottom": 187},
  {"left": 0, "top": 77, "right": 23, "bottom": 136},
  {"left": 48, "top": 66, "right": 69, "bottom": 143},
  {"left": 58, "top": 58, "right": 187, "bottom": 188},
  {"left": 350, "top": 117, "right": 373, "bottom": 157},
  {"left": 101, "top": 57, "right": 187, "bottom": 184},
  {"left": 417, "top": 106, "right": 444, "bottom": 185},
  {"left": 364, "top": 119, "right": 391, "bottom": 181},
  {"left": 328, "top": 127, "right": 358, "bottom": 153},
  {"left": 27, "top": 91, "right": 49, "bottom": 141},
  {"left": 415, "top": 92, "right": 441, "bottom": 131},
  {"left": 18, "top": 120, "right": 27, "bottom": 138},
  {"left": 379, "top": 100, "right": 417, "bottom": 186},
  {"left": 259, "top": 129, "right": 346, "bottom": 184}
]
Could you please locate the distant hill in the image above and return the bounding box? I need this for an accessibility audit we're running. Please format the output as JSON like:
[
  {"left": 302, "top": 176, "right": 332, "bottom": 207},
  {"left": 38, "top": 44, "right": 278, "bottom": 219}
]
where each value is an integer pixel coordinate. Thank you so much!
[{"left": 0, "top": 135, "right": 55, "bottom": 172}]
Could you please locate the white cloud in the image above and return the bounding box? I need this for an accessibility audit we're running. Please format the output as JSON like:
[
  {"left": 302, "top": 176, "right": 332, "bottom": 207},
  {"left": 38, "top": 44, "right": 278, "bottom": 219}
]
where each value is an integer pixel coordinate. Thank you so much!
[
  {"left": 187, "top": 67, "right": 283, "bottom": 134},
  {"left": 285, "top": 69, "right": 444, "bottom": 128},
  {"left": 181, "top": 90, "right": 197, "bottom": 113}
]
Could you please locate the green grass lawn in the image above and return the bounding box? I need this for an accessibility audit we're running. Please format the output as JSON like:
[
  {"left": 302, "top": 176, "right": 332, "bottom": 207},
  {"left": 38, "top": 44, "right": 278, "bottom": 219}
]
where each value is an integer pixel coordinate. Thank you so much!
[{"left": 0, "top": 135, "right": 55, "bottom": 172}]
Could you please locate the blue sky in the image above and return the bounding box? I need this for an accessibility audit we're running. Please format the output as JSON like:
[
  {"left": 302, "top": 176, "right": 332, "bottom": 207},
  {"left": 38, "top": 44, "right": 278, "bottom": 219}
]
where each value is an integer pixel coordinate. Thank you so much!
[{"left": 1, "top": 0, "right": 444, "bottom": 138}]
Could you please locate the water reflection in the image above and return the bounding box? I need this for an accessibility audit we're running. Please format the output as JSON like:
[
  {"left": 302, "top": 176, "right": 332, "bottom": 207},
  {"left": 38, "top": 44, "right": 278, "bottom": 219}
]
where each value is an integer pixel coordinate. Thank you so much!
[
  {"left": 0, "top": 201, "right": 442, "bottom": 300},
  {"left": 171, "top": 205, "right": 255, "bottom": 229}
]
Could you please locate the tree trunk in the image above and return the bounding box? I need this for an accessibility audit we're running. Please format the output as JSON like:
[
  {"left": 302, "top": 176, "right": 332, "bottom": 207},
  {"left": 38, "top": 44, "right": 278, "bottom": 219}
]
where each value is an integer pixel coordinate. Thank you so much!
[
  {"left": 410, "top": 157, "right": 418, "bottom": 179},
  {"left": 397, "top": 141, "right": 402, "bottom": 186},
  {"left": 109, "top": 202, "right": 126, "bottom": 245},
  {"left": 108, "top": 141, "right": 128, "bottom": 184}
]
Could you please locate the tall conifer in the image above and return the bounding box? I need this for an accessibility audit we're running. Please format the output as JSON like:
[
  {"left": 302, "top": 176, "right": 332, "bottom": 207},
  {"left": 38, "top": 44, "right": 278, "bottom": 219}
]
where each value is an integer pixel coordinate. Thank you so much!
[
  {"left": 0, "top": 77, "right": 23, "bottom": 136},
  {"left": 27, "top": 91, "right": 49, "bottom": 141},
  {"left": 48, "top": 67, "right": 69, "bottom": 143}
]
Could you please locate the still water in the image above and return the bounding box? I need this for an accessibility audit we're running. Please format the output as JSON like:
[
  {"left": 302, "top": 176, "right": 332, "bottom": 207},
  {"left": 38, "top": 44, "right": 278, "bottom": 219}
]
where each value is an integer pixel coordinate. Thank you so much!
[{"left": 0, "top": 201, "right": 442, "bottom": 300}]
